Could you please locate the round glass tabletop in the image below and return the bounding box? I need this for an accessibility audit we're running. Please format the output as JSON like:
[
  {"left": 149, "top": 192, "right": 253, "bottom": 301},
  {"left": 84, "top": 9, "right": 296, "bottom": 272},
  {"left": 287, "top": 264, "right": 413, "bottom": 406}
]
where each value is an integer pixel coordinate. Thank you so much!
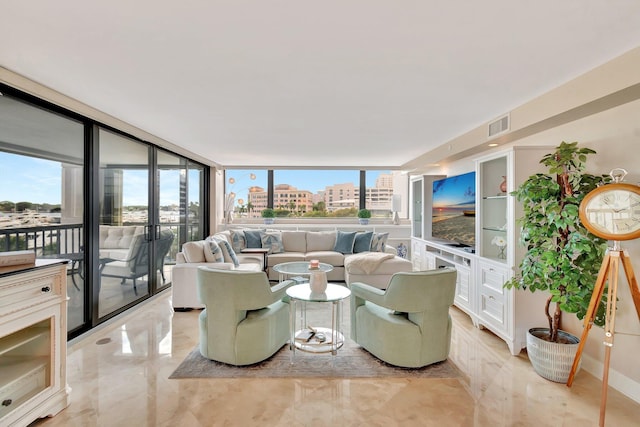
[
  {"left": 273, "top": 261, "right": 333, "bottom": 276},
  {"left": 286, "top": 283, "right": 351, "bottom": 302}
]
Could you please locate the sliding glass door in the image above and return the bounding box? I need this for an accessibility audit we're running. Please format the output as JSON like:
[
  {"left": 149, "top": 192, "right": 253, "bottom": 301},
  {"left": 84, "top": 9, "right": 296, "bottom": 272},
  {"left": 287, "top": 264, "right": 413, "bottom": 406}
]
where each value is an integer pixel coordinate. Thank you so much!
[
  {"left": 97, "top": 129, "right": 152, "bottom": 318},
  {"left": 1, "top": 83, "right": 209, "bottom": 337},
  {"left": 96, "top": 132, "right": 206, "bottom": 321},
  {"left": 155, "top": 150, "right": 186, "bottom": 293}
]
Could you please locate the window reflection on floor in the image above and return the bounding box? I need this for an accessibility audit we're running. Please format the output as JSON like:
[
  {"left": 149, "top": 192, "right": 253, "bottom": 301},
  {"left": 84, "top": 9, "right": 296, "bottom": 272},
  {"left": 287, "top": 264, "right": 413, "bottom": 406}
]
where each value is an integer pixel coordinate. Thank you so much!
[{"left": 66, "top": 266, "right": 173, "bottom": 328}]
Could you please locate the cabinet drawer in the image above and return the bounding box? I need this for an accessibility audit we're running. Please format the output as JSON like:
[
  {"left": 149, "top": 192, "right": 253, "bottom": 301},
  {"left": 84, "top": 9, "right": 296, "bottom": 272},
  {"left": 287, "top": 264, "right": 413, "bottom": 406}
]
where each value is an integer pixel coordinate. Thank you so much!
[
  {"left": 479, "top": 264, "right": 507, "bottom": 294},
  {"left": 480, "top": 287, "right": 505, "bottom": 328},
  {"left": 0, "top": 271, "right": 61, "bottom": 314}
]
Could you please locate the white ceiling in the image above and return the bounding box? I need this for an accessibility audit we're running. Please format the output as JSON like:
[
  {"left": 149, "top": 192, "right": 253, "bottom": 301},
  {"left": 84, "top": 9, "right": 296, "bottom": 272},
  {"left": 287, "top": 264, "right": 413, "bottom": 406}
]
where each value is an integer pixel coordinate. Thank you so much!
[{"left": 1, "top": 1, "right": 640, "bottom": 168}]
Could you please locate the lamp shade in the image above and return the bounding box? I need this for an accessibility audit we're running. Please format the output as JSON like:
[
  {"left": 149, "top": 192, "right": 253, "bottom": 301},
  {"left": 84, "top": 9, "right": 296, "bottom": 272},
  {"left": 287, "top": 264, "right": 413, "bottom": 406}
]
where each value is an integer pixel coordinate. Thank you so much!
[{"left": 392, "top": 194, "right": 402, "bottom": 212}]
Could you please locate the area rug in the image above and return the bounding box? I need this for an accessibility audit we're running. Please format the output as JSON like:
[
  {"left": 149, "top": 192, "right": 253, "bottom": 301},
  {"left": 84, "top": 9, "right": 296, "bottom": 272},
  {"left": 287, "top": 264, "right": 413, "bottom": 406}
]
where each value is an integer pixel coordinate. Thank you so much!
[{"left": 170, "top": 301, "right": 461, "bottom": 379}]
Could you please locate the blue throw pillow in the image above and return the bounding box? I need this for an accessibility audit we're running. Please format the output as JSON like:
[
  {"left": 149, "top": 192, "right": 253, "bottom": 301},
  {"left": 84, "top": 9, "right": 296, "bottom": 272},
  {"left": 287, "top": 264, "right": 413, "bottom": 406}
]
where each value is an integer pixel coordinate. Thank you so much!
[
  {"left": 353, "top": 231, "right": 374, "bottom": 253},
  {"left": 244, "top": 229, "right": 263, "bottom": 248},
  {"left": 333, "top": 231, "right": 357, "bottom": 254}
]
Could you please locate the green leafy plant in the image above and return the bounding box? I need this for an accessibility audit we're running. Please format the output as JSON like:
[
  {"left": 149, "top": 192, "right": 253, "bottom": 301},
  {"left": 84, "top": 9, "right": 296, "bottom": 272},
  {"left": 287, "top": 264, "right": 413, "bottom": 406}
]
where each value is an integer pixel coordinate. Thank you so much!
[
  {"left": 261, "top": 208, "right": 276, "bottom": 218},
  {"left": 357, "top": 208, "right": 371, "bottom": 219},
  {"left": 505, "top": 141, "right": 610, "bottom": 343}
]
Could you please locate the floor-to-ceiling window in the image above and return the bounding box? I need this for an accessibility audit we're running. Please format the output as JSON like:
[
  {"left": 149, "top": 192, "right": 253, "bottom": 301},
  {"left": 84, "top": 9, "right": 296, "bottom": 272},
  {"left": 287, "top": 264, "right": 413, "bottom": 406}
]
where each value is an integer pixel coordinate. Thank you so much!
[
  {"left": 187, "top": 162, "right": 205, "bottom": 241},
  {"left": 0, "top": 84, "right": 209, "bottom": 338},
  {"left": 225, "top": 169, "right": 407, "bottom": 220},
  {"left": 0, "top": 91, "right": 87, "bottom": 333}
]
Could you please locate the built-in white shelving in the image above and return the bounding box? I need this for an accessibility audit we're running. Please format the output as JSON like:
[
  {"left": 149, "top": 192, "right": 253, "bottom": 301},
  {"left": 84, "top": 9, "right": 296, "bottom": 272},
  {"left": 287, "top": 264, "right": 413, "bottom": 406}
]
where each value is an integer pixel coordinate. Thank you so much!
[{"left": 410, "top": 146, "right": 551, "bottom": 355}]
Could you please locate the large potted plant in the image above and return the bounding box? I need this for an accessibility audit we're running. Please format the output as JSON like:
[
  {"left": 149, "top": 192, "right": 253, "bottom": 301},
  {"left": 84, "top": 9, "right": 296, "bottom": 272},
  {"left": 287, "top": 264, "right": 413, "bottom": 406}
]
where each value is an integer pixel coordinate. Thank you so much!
[
  {"left": 505, "top": 141, "right": 609, "bottom": 382},
  {"left": 357, "top": 208, "right": 371, "bottom": 225}
]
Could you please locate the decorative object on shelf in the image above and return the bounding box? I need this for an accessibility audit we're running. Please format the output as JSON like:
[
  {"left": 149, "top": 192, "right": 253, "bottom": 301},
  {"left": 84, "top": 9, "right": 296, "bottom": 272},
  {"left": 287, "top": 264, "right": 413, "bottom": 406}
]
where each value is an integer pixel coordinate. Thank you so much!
[
  {"left": 392, "top": 194, "right": 402, "bottom": 225},
  {"left": 309, "top": 268, "right": 328, "bottom": 293},
  {"left": 504, "top": 141, "right": 610, "bottom": 383},
  {"left": 261, "top": 208, "right": 276, "bottom": 225},
  {"left": 491, "top": 236, "right": 506, "bottom": 259},
  {"left": 357, "top": 208, "right": 371, "bottom": 225},
  {"left": 0, "top": 250, "right": 35, "bottom": 267},
  {"left": 499, "top": 176, "right": 507, "bottom": 194},
  {"left": 396, "top": 243, "right": 407, "bottom": 259}
]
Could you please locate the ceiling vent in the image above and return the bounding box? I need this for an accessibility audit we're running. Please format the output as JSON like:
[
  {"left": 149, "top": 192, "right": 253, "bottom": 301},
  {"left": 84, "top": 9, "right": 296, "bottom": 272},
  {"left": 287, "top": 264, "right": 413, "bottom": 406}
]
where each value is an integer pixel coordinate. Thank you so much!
[{"left": 488, "top": 114, "right": 510, "bottom": 139}]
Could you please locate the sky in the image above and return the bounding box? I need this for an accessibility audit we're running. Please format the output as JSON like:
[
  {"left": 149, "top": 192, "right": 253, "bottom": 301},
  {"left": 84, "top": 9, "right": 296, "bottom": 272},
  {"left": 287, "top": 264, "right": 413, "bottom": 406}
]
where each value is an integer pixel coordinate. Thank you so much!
[
  {"left": 0, "top": 153, "right": 62, "bottom": 204},
  {"left": 0, "top": 152, "right": 391, "bottom": 206}
]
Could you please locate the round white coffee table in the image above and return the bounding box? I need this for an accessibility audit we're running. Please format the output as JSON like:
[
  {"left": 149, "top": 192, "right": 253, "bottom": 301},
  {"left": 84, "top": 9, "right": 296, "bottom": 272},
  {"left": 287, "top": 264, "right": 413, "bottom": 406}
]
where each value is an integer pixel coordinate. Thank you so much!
[{"left": 286, "top": 282, "right": 351, "bottom": 362}]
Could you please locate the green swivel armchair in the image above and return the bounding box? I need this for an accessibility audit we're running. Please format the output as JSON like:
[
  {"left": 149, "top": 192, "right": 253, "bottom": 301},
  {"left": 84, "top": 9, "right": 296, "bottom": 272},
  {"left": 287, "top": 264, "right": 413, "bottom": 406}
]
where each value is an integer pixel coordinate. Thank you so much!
[
  {"left": 350, "top": 268, "right": 457, "bottom": 368},
  {"left": 197, "top": 267, "right": 293, "bottom": 366}
]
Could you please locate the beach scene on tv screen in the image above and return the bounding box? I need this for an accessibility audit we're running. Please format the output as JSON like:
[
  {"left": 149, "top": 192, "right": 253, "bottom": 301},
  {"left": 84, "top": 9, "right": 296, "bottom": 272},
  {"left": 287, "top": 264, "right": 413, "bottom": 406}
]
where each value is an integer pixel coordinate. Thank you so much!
[{"left": 432, "top": 171, "right": 476, "bottom": 247}]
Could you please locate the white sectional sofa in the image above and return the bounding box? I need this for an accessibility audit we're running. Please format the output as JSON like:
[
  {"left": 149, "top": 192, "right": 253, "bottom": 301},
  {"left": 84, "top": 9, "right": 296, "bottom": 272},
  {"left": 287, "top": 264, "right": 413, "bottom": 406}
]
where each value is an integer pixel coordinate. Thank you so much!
[
  {"left": 171, "top": 228, "right": 412, "bottom": 309},
  {"left": 172, "top": 238, "right": 264, "bottom": 309}
]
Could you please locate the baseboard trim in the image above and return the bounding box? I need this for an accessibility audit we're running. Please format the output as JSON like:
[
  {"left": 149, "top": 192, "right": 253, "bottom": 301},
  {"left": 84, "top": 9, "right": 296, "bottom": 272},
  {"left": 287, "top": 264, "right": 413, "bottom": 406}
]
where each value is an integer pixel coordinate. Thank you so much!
[{"left": 582, "top": 354, "right": 640, "bottom": 403}]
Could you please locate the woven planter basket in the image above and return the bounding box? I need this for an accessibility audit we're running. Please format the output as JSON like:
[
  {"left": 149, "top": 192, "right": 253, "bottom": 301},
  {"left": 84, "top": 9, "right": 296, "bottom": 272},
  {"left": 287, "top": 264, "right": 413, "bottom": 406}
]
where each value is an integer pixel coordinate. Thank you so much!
[{"left": 526, "top": 328, "right": 580, "bottom": 383}]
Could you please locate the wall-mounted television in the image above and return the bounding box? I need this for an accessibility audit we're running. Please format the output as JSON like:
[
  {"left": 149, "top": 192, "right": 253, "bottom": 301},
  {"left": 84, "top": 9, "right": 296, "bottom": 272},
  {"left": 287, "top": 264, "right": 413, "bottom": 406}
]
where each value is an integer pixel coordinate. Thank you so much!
[{"left": 431, "top": 171, "right": 476, "bottom": 249}]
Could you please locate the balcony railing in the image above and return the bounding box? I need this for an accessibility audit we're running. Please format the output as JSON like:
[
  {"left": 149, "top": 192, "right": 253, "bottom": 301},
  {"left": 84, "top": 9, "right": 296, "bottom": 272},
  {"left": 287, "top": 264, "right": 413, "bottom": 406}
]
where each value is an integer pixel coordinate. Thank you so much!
[
  {"left": 0, "top": 223, "right": 83, "bottom": 256},
  {"left": 0, "top": 222, "right": 200, "bottom": 260}
]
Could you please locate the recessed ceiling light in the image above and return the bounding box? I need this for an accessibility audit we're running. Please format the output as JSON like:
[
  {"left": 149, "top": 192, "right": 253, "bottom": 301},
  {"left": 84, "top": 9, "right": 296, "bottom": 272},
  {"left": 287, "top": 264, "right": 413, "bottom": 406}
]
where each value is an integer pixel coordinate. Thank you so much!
[{"left": 488, "top": 143, "right": 499, "bottom": 147}]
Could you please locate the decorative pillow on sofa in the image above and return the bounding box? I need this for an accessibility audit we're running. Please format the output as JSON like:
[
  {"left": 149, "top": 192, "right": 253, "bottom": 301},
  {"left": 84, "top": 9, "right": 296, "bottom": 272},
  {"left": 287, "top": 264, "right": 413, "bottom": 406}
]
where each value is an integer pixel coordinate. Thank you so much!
[
  {"left": 211, "top": 236, "right": 240, "bottom": 266},
  {"left": 244, "top": 229, "right": 263, "bottom": 248},
  {"left": 205, "top": 239, "right": 225, "bottom": 263},
  {"left": 260, "top": 231, "right": 284, "bottom": 254},
  {"left": 229, "top": 229, "right": 247, "bottom": 252},
  {"left": 370, "top": 232, "right": 389, "bottom": 252},
  {"left": 353, "top": 231, "right": 374, "bottom": 253},
  {"left": 334, "top": 231, "right": 357, "bottom": 254}
]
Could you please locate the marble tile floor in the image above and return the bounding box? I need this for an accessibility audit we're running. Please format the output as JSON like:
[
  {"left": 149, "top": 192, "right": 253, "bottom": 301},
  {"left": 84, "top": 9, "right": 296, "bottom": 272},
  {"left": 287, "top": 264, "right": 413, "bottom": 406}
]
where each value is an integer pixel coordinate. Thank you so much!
[{"left": 32, "top": 291, "right": 640, "bottom": 427}]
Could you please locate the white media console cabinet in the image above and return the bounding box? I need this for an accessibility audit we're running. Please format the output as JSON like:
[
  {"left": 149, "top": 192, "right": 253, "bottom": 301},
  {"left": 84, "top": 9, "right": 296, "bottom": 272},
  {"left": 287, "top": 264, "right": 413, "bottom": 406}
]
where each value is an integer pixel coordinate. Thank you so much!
[
  {"left": 411, "top": 238, "right": 545, "bottom": 355},
  {"left": 410, "top": 147, "right": 550, "bottom": 355}
]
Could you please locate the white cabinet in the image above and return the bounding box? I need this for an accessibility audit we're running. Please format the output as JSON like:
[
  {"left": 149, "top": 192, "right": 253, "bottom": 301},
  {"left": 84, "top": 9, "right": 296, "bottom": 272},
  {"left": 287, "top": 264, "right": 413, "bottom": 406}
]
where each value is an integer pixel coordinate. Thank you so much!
[
  {"left": 413, "top": 239, "right": 477, "bottom": 323},
  {"left": 423, "top": 250, "right": 437, "bottom": 271},
  {"left": 0, "top": 260, "right": 70, "bottom": 427},
  {"left": 411, "top": 238, "right": 424, "bottom": 271},
  {"left": 475, "top": 147, "right": 550, "bottom": 355},
  {"left": 455, "top": 263, "right": 472, "bottom": 315},
  {"left": 409, "top": 147, "right": 552, "bottom": 355},
  {"left": 410, "top": 175, "right": 444, "bottom": 240},
  {"left": 477, "top": 259, "right": 512, "bottom": 349}
]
